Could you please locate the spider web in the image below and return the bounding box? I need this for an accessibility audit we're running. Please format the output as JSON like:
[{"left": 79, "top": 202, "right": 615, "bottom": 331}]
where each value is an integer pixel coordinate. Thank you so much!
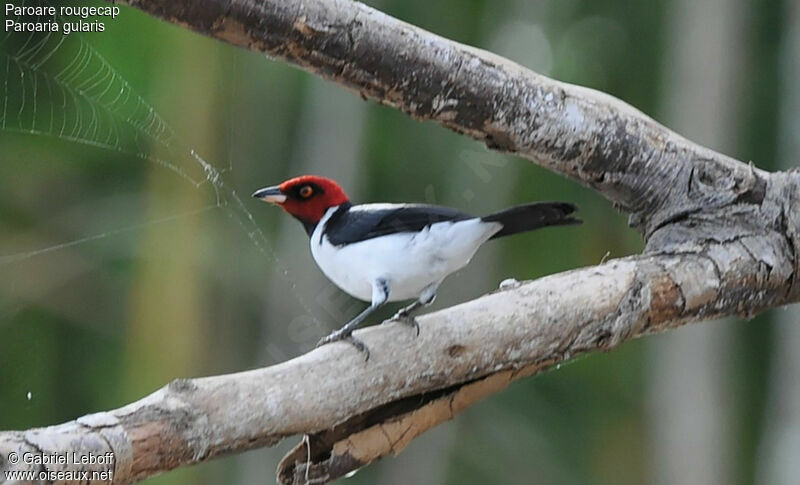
[
  {"left": 0, "top": 1, "right": 309, "bottom": 313},
  {"left": 2, "top": 1, "right": 206, "bottom": 186}
]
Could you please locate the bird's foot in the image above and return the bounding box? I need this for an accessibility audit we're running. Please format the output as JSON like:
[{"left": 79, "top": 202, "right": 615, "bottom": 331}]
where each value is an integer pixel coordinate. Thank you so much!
[
  {"left": 316, "top": 330, "right": 370, "bottom": 361},
  {"left": 389, "top": 311, "right": 420, "bottom": 336}
]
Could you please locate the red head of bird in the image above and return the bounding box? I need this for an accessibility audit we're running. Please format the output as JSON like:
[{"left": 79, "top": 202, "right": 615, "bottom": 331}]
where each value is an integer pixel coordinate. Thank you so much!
[{"left": 252, "top": 175, "right": 350, "bottom": 227}]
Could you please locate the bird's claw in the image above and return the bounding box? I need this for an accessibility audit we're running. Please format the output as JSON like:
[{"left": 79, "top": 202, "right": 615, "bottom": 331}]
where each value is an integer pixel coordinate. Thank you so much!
[
  {"left": 390, "top": 312, "right": 420, "bottom": 336},
  {"left": 316, "top": 330, "right": 370, "bottom": 361}
]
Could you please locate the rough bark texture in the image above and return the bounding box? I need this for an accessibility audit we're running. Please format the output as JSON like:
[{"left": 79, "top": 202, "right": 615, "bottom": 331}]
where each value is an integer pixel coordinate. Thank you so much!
[
  {"left": 648, "top": 1, "right": 745, "bottom": 483},
  {"left": 2, "top": 0, "right": 799, "bottom": 483}
]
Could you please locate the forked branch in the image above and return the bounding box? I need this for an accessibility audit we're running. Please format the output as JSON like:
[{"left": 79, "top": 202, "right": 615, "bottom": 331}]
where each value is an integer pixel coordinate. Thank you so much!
[{"left": 1, "top": 0, "right": 798, "bottom": 483}]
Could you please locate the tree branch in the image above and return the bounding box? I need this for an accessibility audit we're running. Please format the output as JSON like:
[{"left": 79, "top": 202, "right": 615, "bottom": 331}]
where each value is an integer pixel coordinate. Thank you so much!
[
  {"left": 3, "top": 252, "right": 770, "bottom": 484},
  {"left": 2, "top": 0, "right": 798, "bottom": 483}
]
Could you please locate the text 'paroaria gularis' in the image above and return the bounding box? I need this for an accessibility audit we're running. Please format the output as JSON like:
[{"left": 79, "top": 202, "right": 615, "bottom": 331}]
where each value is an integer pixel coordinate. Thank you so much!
[{"left": 253, "top": 175, "right": 581, "bottom": 359}]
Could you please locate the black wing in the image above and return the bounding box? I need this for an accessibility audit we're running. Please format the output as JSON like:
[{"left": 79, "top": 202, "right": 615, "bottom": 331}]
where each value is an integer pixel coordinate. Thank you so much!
[{"left": 324, "top": 203, "right": 474, "bottom": 246}]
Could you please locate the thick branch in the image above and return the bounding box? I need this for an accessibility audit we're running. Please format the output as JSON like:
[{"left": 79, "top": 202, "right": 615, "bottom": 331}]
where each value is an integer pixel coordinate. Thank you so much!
[
  {"left": 116, "top": 0, "right": 795, "bottom": 241},
  {"left": 115, "top": 0, "right": 800, "bottom": 297},
  {"left": 2, "top": 0, "right": 799, "bottom": 483},
  {"left": 2, "top": 247, "right": 785, "bottom": 484}
]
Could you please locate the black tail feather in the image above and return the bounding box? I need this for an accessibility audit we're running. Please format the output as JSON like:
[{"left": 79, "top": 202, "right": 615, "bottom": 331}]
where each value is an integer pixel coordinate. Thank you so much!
[{"left": 482, "top": 202, "right": 581, "bottom": 239}]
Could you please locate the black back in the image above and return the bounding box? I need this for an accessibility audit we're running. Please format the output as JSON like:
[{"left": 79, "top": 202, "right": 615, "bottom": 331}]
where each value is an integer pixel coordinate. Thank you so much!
[{"left": 323, "top": 204, "right": 474, "bottom": 246}]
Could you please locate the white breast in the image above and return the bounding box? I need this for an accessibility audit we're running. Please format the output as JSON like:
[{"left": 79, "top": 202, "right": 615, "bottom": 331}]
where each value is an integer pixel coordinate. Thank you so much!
[{"left": 310, "top": 206, "right": 501, "bottom": 302}]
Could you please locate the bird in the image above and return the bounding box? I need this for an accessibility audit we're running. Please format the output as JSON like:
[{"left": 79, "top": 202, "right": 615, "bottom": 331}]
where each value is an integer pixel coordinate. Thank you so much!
[{"left": 253, "top": 175, "right": 580, "bottom": 359}]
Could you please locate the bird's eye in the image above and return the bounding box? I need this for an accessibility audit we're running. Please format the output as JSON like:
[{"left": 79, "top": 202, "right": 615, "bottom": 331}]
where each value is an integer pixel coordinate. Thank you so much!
[{"left": 299, "top": 185, "right": 314, "bottom": 198}]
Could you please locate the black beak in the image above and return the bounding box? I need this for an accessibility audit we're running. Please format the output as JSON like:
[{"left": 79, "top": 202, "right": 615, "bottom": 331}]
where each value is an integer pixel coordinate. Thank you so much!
[{"left": 252, "top": 186, "right": 287, "bottom": 204}]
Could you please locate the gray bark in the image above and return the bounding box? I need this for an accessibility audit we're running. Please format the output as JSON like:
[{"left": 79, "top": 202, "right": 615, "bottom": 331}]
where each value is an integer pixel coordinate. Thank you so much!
[
  {"left": 648, "top": 0, "right": 746, "bottom": 483},
  {"left": 1, "top": 0, "right": 799, "bottom": 483}
]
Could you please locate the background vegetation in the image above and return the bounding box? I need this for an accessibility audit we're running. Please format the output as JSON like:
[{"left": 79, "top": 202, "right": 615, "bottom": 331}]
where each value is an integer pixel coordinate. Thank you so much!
[{"left": 0, "top": 0, "right": 792, "bottom": 484}]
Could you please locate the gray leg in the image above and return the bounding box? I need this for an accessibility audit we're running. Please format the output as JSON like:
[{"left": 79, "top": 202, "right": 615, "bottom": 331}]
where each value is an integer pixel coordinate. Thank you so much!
[
  {"left": 316, "top": 278, "right": 390, "bottom": 361},
  {"left": 316, "top": 304, "right": 381, "bottom": 355},
  {"left": 390, "top": 282, "right": 439, "bottom": 336}
]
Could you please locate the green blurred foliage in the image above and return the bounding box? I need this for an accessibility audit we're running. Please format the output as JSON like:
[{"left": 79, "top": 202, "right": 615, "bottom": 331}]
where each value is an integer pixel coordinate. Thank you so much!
[{"left": 0, "top": 0, "right": 787, "bottom": 484}]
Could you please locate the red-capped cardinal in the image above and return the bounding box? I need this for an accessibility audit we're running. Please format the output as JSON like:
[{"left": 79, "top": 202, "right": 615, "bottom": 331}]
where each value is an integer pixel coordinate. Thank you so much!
[{"left": 253, "top": 175, "right": 580, "bottom": 359}]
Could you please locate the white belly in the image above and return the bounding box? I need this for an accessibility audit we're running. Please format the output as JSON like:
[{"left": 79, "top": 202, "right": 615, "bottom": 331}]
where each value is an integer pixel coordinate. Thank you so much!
[{"left": 310, "top": 210, "right": 501, "bottom": 302}]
